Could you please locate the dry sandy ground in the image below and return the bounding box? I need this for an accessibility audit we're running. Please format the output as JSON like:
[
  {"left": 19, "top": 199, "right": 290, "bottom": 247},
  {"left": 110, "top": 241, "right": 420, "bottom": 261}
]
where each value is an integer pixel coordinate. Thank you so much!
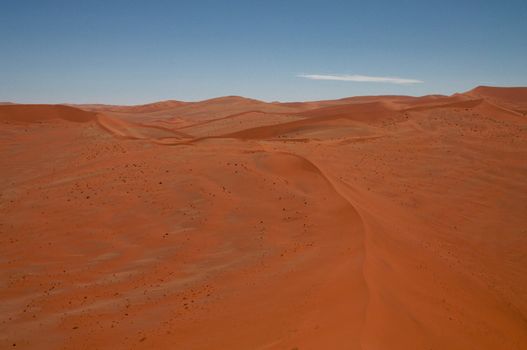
[{"left": 1, "top": 87, "right": 526, "bottom": 349}]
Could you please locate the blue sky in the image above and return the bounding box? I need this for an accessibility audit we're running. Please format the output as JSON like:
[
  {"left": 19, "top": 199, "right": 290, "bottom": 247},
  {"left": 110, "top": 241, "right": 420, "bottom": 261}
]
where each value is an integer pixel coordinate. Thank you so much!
[{"left": 1, "top": 0, "right": 526, "bottom": 104}]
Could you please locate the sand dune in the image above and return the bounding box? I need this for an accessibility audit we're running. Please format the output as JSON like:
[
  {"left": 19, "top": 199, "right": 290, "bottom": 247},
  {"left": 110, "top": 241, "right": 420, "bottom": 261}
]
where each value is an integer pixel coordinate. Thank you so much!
[
  {"left": 0, "top": 104, "right": 96, "bottom": 123},
  {"left": 71, "top": 100, "right": 187, "bottom": 114},
  {"left": 1, "top": 87, "right": 526, "bottom": 349},
  {"left": 221, "top": 103, "right": 392, "bottom": 141},
  {"left": 464, "top": 86, "right": 527, "bottom": 113},
  {"left": 96, "top": 114, "right": 190, "bottom": 140}
]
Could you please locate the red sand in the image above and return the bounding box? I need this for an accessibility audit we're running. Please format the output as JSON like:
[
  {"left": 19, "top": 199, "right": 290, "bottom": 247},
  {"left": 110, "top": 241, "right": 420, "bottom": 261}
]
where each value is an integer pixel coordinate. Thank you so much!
[{"left": 1, "top": 87, "right": 526, "bottom": 349}]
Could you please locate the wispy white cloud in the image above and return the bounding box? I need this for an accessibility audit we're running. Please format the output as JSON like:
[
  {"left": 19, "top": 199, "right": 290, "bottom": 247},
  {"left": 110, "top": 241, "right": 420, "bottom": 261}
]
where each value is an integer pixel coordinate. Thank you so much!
[{"left": 298, "top": 74, "right": 423, "bottom": 85}]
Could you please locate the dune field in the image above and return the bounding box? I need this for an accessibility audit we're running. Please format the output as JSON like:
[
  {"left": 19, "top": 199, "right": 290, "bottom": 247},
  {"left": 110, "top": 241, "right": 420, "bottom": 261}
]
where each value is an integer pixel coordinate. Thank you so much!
[{"left": 1, "top": 86, "right": 526, "bottom": 349}]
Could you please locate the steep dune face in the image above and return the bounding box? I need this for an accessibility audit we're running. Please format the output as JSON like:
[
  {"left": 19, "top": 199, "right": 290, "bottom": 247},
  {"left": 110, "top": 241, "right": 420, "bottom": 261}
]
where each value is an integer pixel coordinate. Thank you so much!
[
  {"left": 220, "top": 102, "right": 400, "bottom": 141},
  {"left": 174, "top": 111, "right": 307, "bottom": 138},
  {"left": 1, "top": 87, "right": 526, "bottom": 350},
  {"left": 0, "top": 104, "right": 188, "bottom": 141},
  {"left": 464, "top": 86, "right": 527, "bottom": 112},
  {"left": 96, "top": 114, "right": 190, "bottom": 140},
  {"left": 0, "top": 104, "right": 96, "bottom": 123}
]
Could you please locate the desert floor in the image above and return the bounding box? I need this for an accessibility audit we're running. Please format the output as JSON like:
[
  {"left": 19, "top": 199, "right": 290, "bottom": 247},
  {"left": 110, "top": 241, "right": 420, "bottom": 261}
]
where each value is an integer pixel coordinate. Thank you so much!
[{"left": 1, "top": 86, "right": 526, "bottom": 349}]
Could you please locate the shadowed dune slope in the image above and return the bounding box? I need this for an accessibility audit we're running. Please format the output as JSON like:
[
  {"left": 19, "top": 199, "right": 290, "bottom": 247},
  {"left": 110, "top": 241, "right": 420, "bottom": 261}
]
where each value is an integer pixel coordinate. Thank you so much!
[
  {"left": 221, "top": 102, "right": 397, "bottom": 140},
  {"left": 0, "top": 104, "right": 96, "bottom": 123},
  {"left": 71, "top": 100, "right": 187, "bottom": 113},
  {"left": 464, "top": 86, "right": 527, "bottom": 112},
  {"left": 96, "top": 114, "right": 190, "bottom": 140}
]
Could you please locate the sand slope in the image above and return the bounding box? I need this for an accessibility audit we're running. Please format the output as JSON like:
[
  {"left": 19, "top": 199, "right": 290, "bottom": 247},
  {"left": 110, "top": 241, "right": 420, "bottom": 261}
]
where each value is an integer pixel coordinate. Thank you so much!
[
  {"left": 1, "top": 87, "right": 526, "bottom": 349},
  {"left": 0, "top": 104, "right": 96, "bottom": 123},
  {"left": 70, "top": 100, "right": 187, "bottom": 114},
  {"left": 463, "top": 86, "right": 527, "bottom": 113}
]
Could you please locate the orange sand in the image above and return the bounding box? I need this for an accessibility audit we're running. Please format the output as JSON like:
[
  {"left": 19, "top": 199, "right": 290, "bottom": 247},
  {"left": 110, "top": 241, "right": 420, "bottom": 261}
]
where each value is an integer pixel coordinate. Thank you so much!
[{"left": 1, "top": 86, "right": 526, "bottom": 349}]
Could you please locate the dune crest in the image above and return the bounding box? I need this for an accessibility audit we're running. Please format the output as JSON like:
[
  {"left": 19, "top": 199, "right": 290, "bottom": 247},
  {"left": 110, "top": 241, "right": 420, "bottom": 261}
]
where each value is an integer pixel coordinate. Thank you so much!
[
  {"left": 464, "top": 86, "right": 527, "bottom": 112},
  {"left": 0, "top": 104, "right": 96, "bottom": 123}
]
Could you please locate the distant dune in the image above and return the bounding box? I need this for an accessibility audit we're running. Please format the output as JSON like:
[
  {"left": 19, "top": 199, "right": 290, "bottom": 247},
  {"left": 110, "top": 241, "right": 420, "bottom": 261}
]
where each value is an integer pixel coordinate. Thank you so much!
[
  {"left": 464, "top": 85, "right": 527, "bottom": 113},
  {"left": 1, "top": 86, "right": 526, "bottom": 350},
  {"left": 0, "top": 104, "right": 96, "bottom": 123},
  {"left": 70, "top": 100, "right": 187, "bottom": 113}
]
